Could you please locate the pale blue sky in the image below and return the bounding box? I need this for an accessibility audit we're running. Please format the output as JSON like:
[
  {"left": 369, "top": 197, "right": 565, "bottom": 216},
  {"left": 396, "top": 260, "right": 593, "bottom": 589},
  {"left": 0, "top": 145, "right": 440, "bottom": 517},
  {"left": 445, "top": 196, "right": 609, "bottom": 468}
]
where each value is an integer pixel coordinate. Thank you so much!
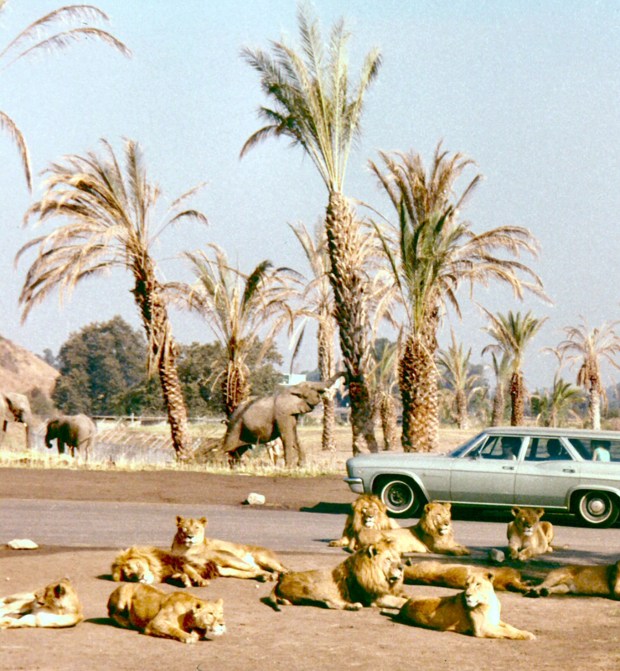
[{"left": 1, "top": 0, "right": 619, "bottom": 390}]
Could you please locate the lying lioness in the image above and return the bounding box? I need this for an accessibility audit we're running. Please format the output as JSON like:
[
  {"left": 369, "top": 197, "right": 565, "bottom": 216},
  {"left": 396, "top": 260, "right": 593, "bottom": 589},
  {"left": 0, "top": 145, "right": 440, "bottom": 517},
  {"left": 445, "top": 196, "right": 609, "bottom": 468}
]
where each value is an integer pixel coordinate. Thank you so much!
[
  {"left": 507, "top": 507, "right": 554, "bottom": 561},
  {"left": 0, "top": 578, "right": 83, "bottom": 629},
  {"left": 389, "top": 573, "right": 535, "bottom": 640},
  {"left": 107, "top": 583, "right": 226, "bottom": 644},
  {"left": 525, "top": 560, "right": 620, "bottom": 599},
  {"left": 404, "top": 560, "right": 533, "bottom": 593},
  {"left": 172, "top": 515, "right": 287, "bottom": 581}
]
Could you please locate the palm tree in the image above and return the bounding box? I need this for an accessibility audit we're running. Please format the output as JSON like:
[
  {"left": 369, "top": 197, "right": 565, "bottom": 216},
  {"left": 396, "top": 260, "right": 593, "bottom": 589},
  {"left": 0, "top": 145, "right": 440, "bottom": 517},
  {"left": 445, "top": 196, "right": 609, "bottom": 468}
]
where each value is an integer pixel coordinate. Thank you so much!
[
  {"left": 241, "top": 4, "right": 382, "bottom": 455},
  {"left": 17, "top": 139, "right": 206, "bottom": 460},
  {"left": 555, "top": 320, "right": 620, "bottom": 429},
  {"left": 369, "top": 143, "right": 545, "bottom": 450},
  {"left": 532, "top": 376, "right": 582, "bottom": 427},
  {"left": 290, "top": 222, "right": 338, "bottom": 451},
  {"left": 0, "top": 3, "right": 129, "bottom": 189},
  {"left": 482, "top": 309, "right": 547, "bottom": 426},
  {"left": 370, "top": 340, "right": 400, "bottom": 450},
  {"left": 437, "top": 331, "right": 483, "bottom": 430},
  {"left": 170, "top": 245, "right": 296, "bottom": 418},
  {"left": 487, "top": 351, "right": 510, "bottom": 426}
]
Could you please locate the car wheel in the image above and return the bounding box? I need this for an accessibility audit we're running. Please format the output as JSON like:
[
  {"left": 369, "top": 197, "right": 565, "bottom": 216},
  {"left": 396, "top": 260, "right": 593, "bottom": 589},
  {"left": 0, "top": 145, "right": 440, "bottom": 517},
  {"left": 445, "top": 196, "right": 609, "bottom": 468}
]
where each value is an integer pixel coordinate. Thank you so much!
[
  {"left": 376, "top": 477, "right": 422, "bottom": 518},
  {"left": 575, "top": 491, "right": 619, "bottom": 527}
]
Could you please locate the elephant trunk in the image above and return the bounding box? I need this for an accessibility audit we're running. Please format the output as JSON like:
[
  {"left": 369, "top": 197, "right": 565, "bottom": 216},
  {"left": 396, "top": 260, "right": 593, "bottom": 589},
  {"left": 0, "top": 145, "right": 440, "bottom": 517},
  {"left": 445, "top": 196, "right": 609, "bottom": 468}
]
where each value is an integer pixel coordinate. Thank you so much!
[{"left": 324, "top": 371, "right": 347, "bottom": 389}]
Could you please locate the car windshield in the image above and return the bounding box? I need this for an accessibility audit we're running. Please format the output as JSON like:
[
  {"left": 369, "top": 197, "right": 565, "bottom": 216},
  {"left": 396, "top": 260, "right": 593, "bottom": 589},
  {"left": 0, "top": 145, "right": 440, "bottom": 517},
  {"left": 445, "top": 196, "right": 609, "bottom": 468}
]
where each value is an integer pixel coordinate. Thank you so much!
[{"left": 449, "top": 433, "right": 486, "bottom": 457}]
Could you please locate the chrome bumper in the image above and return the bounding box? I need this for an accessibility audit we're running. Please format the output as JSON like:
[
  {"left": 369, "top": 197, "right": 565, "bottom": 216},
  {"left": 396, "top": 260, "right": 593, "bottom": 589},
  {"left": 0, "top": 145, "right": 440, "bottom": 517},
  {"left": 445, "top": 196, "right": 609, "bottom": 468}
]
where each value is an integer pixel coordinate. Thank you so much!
[{"left": 344, "top": 476, "right": 364, "bottom": 493}]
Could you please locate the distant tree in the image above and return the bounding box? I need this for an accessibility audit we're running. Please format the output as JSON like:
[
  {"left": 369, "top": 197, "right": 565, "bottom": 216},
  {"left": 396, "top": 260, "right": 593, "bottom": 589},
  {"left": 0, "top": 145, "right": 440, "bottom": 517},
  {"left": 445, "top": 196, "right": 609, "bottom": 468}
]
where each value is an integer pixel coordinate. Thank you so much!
[
  {"left": 52, "top": 316, "right": 146, "bottom": 415},
  {"left": 0, "top": 2, "right": 129, "bottom": 189},
  {"left": 41, "top": 348, "right": 58, "bottom": 370},
  {"left": 482, "top": 310, "right": 547, "bottom": 426},
  {"left": 531, "top": 375, "right": 582, "bottom": 427},
  {"left": 555, "top": 320, "right": 620, "bottom": 430}
]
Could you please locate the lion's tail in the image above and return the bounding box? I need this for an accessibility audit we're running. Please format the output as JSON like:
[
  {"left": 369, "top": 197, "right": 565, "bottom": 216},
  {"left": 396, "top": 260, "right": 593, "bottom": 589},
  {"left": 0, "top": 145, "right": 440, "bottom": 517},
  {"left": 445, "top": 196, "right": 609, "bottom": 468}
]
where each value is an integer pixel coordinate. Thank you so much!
[{"left": 264, "top": 574, "right": 285, "bottom": 612}]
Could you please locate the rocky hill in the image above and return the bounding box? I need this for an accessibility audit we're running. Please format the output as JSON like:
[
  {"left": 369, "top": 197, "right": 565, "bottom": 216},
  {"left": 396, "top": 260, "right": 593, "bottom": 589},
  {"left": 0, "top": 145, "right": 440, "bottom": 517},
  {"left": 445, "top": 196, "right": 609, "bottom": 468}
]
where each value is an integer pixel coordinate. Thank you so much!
[{"left": 0, "top": 335, "right": 58, "bottom": 397}]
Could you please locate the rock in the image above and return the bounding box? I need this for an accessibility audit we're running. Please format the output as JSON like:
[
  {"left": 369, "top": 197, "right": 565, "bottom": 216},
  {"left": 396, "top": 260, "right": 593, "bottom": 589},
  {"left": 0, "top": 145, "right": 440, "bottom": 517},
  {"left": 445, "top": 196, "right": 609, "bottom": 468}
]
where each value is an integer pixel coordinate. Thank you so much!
[
  {"left": 488, "top": 548, "right": 505, "bottom": 564},
  {"left": 244, "top": 492, "right": 266, "bottom": 506},
  {"left": 7, "top": 538, "right": 39, "bottom": 550}
]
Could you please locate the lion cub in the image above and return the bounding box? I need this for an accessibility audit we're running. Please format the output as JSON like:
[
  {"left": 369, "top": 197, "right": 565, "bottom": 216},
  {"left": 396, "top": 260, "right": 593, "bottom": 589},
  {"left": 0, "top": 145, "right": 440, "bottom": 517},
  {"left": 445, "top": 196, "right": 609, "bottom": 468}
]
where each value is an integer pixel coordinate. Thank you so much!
[
  {"left": 329, "top": 494, "right": 400, "bottom": 552},
  {"left": 0, "top": 578, "right": 83, "bottom": 629},
  {"left": 107, "top": 583, "right": 226, "bottom": 644},
  {"left": 507, "top": 507, "right": 554, "bottom": 561},
  {"left": 391, "top": 573, "right": 535, "bottom": 639},
  {"left": 359, "top": 502, "right": 470, "bottom": 557},
  {"left": 525, "top": 560, "right": 620, "bottom": 599},
  {"left": 171, "top": 515, "right": 288, "bottom": 581},
  {"left": 267, "top": 538, "right": 407, "bottom": 611}
]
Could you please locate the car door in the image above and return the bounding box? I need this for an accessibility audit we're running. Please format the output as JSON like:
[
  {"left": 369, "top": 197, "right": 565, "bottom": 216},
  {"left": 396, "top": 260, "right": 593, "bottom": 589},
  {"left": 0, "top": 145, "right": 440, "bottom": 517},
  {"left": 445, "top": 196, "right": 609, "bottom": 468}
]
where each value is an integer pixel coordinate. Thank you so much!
[
  {"left": 449, "top": 434, "right": 521, "bottom": 504},
  {"left": 514, "top": 437, "right": 580, "bottom": 508}
]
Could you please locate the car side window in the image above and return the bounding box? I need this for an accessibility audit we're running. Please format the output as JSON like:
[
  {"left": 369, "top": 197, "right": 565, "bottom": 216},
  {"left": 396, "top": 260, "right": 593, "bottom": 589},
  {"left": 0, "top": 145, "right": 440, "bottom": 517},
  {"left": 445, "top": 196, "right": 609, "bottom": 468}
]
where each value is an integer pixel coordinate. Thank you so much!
[
  {"left": 479, "top": 436, "right": 521, "bottom": 460},
  {"left": 525, "top": 437, "right": 571, "bottom": 461}
]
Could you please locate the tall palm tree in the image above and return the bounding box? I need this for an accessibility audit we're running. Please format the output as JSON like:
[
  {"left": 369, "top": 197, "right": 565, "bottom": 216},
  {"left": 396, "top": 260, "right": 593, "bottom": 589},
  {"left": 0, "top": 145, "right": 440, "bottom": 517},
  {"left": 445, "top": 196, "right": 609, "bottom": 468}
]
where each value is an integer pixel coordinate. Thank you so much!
[
  {"left": 241, "top": 4, "right": 382, "bottom": 455},
  {"left": 0, "top": 3, "right": 129, "bottom": 189},
  {"left": 369, "top": 144, "right": 545, "bottom": 450},
  {"left": 437, "top": 331, "right": 483, "bottom": 430},
  {"left": 487, "top": 351, "right": 510, "bottom": 426},
  {"left": 170, "top": 245, "right": 296, "bottom": 418},
  {"left": 555, "top": 320, "right": 620, "bottom": 429},
  {"left": 482, "top": 309, "right": 547, "bottom": 426},
  {"left": 370, "top": 340, "right": 400, "bottom": 451},
  {"left": 532, "top": 375, "right": 582, "bottom": 427},
  {"left": 290, "top": 222, "right": 338, "bottom": 451},
  {"left": 17, "top": 139, "right": 206, "bottom": 460}
]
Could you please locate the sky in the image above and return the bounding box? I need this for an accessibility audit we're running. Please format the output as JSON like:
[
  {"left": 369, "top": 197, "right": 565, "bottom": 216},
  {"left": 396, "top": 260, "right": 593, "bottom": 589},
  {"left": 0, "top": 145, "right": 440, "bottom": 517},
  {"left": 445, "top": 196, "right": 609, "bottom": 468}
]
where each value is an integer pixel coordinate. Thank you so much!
[{"left": 0, "top": 0, "right": 619, "bottom": 392}]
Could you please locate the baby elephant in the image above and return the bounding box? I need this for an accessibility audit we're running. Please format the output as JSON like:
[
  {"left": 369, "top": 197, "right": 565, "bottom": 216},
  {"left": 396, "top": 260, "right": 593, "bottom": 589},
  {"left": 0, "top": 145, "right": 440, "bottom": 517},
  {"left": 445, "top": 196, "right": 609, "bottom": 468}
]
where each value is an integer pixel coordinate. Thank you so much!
[{"left": 45, "top": 414, "right": 96, "bottom": 462}]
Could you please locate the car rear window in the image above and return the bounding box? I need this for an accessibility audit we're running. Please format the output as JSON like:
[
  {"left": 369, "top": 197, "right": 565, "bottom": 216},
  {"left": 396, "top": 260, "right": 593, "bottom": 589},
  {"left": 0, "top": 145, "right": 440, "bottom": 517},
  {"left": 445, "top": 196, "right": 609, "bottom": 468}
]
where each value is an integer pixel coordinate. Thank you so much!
[{"left": 565, "top": 438, "right": 620, "bottom": 461}]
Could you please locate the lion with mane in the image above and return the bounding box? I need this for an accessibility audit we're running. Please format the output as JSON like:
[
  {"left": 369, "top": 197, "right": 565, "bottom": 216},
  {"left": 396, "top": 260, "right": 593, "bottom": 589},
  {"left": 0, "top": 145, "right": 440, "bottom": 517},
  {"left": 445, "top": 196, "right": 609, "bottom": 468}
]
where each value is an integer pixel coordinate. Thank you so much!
[
  {"left": 0, "top": 578, "right": 83, "bottom": 629},
  {"left": 359, "top": 501, "right": 470, "bottom": 556},
  {"left": 329, "top": 494, "right": 400, "bottom": 551},
  {"left": 525, "top": 560, "right": 620, "bottom": 599},
  {"left": 507, "top": 507, "right": 554, "bottom": 561},
  {"left": 172, "top": 515, "right": 288, "bottom": 581},
  {"left": 389, "top": 572, "right": 535, "bottom": 639},
  {"left": 107, "top": 582, "right": 226, "bottom": 644},
  {"left": 111, "top": 545, "right": 218, "bottom": 587},
  {"left": 266, "top": 537, "right": 407, "bottom": 611}
]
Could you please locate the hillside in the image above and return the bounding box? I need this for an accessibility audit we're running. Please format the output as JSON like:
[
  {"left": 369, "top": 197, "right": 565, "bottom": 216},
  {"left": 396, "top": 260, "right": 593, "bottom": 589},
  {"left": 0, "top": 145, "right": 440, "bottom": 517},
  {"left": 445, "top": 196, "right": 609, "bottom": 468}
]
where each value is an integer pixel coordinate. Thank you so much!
[{"left": 0, "top": 335, "right": 58, "bottom": 396}]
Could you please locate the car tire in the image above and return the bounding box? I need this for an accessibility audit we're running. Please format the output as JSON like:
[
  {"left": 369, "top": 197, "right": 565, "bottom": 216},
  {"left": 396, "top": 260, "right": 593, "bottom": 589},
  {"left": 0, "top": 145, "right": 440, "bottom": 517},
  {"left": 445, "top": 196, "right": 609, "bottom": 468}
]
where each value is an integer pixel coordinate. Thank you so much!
[
  {"left": 575, "top": 491, "right": 619, "bottom": 528},
  {"left": 376, "top": 477, "right": 423, "bottom": 518}
]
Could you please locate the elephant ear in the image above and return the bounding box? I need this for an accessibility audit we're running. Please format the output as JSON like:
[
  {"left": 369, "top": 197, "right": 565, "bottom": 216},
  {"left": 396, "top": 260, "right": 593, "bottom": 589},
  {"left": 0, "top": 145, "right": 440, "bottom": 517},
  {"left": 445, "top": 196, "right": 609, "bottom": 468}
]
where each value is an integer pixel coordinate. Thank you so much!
[{"left": 288, "top": 388, "right": 314, "bottom": 414}]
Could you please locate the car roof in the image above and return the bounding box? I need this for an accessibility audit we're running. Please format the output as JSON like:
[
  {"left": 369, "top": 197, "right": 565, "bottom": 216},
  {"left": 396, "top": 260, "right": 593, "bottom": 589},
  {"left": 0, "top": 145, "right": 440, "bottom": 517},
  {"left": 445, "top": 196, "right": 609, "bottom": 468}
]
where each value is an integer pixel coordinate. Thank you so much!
[{"left": 480, "top": 426, "right": 620, "bottom": 440}]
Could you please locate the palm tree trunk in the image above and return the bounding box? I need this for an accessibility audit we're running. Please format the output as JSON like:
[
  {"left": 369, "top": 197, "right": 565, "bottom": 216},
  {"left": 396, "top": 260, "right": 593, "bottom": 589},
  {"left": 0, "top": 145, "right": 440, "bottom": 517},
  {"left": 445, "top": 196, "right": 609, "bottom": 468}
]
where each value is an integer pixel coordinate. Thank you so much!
[
  {"left": 455, "top": 389, "right": 469, "bottom": 429},
  {"left": 318, "top": 317, "right": 336, "bottom": 451},
  {"left": 132, "top": 273, "right": 192, "bottom": 461},
  {"left": 490, "top": 382, "right": 505, "bottom": 426},
  {"left": 222, "top": 360, "right": 249, "bottom": 419},
  {"left": 588, "top": 386, "right": 601, "bottom": 430},
  {"left": 510, "top": 370, "right": 525, "bottom": 426},
  {"left": 379, "top": 392, "right": 398, "bottom": 451},
  {"left": 324, "top": 191, "right": 378, "bottom": 455},
  {"left": 399, "top": 333, "right": 439, "bottom": 452}
]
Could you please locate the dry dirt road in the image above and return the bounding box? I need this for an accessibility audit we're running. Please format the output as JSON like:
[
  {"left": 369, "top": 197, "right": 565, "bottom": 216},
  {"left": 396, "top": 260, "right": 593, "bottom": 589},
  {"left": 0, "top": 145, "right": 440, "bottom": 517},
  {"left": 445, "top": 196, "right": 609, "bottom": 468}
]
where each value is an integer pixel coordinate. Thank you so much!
[{"left": 1, "top": 467, "right": 619, "bottom": 671}]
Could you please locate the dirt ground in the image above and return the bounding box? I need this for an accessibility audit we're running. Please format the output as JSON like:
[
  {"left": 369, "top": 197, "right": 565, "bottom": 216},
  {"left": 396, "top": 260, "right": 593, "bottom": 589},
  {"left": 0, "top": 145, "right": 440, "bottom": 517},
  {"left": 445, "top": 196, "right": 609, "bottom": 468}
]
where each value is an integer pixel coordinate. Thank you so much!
[{"left": 1, "top": 467, "right": 619, "bottom": 671}]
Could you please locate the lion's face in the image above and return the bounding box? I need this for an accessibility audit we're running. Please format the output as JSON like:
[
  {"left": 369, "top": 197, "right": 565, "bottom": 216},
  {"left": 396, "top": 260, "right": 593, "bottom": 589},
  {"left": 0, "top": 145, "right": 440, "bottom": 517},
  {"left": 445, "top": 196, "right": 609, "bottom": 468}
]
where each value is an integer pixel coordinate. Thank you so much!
[
  {"left": 511, "top": 507, "right": 544, "bottom": 537},
  {"left": 356, "top": 538, "right": 404, "bottom": 589},
  {"left": 187, "top": 598, "right": 226, "bottom": 638},
  {"left": 35, "top": 578, "right": 80, "bottom": 613},
  {"left": 421, "top": 502, "right": 453, "bottom": 536},
  {"left": 463, "top": 573, "right": 495, "bottom": 609},
  {"left": 120, "top": 557, "right": 155, "bottom": 584},
  {"left": 175, "top": 516, "right": 207, "bottom": 547},
  {"left": 353, "top": 495, "right": 388, "bottom": 530}
]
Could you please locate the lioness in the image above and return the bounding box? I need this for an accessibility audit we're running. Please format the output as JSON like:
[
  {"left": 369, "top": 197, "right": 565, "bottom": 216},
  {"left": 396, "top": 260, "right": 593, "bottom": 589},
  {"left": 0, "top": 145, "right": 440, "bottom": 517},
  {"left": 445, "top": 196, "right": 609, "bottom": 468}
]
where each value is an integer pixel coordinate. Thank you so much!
[
  {"left": 171, "top": 515, "right": 287, "bottom": 580},
  {"left": 329, "top": 494, "right": 400, "bottom": 551},
  {"left": 525, "top": 560, "right": 620, "bottom": 599},
  {"left": 107, "top": 583, "right": 226, "bottom": 644},
  {"left": 267, "top": 538, "right": 407, "bottom": 611},
  {"left": 359, "top": 502, "right": 470, "bottom": 556},
  {"left": 111, "top": 545, "right": 219, "bottom": 587},
  {"left": 0, "top": 578, "right": 83, "bottom": 629},
  {"left": 507, "top": 507, "right": 554, "bottom": 561},
  {"left": 404, "top": 560, "right": 532, "bottom": 593},
  {"left": 390, "top": 573, "right": 535, "bottom": 639}
]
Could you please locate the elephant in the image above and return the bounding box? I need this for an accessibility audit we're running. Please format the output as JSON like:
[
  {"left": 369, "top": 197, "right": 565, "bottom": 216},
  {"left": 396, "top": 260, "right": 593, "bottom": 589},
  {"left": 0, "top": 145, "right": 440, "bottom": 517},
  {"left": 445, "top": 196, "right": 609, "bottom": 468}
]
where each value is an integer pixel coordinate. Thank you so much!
[
  {"left": 44, "top": 414, "right": 96, "bottom": 462},
  {"left": 222, "top": 372, "right": 345, "bottom": 467},
  {"left": 0, "top": 392, "right": 34, "bottom": 449}
]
